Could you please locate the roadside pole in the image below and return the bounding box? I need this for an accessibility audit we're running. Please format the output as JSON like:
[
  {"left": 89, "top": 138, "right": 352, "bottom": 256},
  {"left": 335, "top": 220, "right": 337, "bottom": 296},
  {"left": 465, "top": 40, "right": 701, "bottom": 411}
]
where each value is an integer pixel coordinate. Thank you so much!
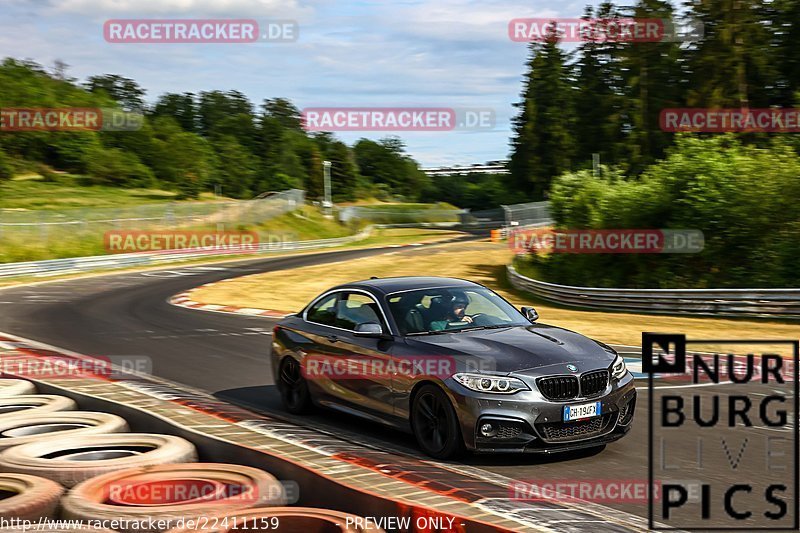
[{"left": 323, "top": 160, "right": 332, "bottom": 218}]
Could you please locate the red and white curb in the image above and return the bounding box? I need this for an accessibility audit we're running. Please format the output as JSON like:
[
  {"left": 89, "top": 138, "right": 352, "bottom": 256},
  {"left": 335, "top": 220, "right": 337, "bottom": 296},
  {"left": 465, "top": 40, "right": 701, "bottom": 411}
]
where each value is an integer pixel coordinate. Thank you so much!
[{"left": 169, "top": 282, "right": 292, "bottom": 318}]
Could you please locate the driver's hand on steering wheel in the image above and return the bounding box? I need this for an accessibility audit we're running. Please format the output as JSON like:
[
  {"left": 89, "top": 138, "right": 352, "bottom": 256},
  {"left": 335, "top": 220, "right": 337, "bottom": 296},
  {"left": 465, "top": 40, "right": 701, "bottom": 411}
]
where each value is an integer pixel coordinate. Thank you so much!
[{"left": 462, "top": 315, "right": 473, "bottom": 323}]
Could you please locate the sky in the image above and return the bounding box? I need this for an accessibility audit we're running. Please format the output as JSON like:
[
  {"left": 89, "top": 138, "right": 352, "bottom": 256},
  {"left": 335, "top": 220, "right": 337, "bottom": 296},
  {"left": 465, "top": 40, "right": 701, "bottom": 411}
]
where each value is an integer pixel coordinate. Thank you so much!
[{"left": 1, "top": 0, "right": 622, "bottom": 166}]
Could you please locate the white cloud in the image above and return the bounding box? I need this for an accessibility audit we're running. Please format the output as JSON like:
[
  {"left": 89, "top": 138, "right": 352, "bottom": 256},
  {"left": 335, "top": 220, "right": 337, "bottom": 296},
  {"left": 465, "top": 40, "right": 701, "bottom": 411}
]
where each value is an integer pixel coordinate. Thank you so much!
[
  {"left": 370, "top": 0, "right": 560, "bottom": 42},
  {"left": 50, "top": 0, "right": 313, "bottom": 19}
]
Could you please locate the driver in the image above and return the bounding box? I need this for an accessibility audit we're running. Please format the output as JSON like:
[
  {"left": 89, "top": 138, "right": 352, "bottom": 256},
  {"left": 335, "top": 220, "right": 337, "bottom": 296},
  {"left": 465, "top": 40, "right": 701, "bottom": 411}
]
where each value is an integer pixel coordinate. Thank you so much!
[{"left": 430, "top": 294, "right": 472, "bottom": 331}]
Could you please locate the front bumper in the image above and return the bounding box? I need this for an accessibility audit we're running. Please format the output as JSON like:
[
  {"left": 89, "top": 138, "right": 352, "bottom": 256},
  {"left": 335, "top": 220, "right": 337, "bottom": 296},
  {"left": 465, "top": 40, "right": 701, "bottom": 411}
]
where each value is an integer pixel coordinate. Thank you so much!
[{"left": 445, "top": 372, "right": 637, "bottom": 453}]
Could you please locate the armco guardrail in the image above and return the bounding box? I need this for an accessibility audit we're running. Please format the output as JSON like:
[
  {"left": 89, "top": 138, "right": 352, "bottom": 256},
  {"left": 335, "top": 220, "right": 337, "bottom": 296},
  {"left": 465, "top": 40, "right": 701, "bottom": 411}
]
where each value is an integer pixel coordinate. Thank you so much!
[
  {"left": 0, "top": 230, "right": 371, "bottom": 280},
  {"left": 507, "top": 265, "right": 800, "bottom": 319}
]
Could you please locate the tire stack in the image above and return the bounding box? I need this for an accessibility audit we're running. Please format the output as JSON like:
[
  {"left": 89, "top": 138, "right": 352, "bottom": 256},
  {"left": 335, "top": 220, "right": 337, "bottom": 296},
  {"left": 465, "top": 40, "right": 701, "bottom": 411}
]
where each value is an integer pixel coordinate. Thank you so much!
[
  {"left": 0, "top": 379, "right": 383, "bottom": 532},
  {"left": 0, "top": 380, "right": 37, "bottom": 397},
  {"left": 0, "top": 378, "right": 132, "bottom": 524}
]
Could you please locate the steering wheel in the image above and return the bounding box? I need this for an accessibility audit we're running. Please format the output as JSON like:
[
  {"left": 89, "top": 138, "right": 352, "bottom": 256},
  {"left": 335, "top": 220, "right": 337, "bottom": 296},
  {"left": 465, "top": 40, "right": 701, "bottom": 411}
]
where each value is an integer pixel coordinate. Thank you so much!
[{"left": 468, "top": 312, "right": 487, "bottom": 323}]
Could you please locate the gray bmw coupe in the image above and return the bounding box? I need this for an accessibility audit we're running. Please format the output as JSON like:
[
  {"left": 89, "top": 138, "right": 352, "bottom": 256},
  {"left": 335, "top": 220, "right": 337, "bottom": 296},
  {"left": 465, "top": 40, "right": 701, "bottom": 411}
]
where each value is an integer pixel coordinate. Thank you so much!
[{"left": 271, "top": 276, "right": 636, "bottom": 459}]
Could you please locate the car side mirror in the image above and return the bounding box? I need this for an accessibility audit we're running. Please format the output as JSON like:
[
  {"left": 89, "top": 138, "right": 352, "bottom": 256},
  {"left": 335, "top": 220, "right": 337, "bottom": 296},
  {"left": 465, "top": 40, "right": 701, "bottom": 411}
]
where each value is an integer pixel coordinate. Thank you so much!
[
  {"left": 521, "top": 306, "right": 539, "bottom": 322},
  {"left": 354, "top": 322, "right": 385, "bottom": 337}
]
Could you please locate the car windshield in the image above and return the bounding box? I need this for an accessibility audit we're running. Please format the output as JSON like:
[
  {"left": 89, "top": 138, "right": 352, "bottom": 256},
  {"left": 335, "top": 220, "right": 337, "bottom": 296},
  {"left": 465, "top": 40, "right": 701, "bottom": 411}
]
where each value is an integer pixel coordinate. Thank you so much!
[{"left": 387, "top": 287, "right": 529, "bottom": 335}]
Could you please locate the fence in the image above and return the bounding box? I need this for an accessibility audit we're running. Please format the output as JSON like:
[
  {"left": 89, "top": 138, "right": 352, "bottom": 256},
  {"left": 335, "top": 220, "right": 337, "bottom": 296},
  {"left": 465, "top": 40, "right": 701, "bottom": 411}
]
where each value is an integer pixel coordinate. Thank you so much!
[
  {"left": 502, "top": 201, "right": 551, "bottom": 228},
  {"left": 455, "top": 202, "right": 552, "bottom": 233},
  {"left": 338, "top": 206, "right": 465, "bottom": 225},
  {"left": 338, "top": 201, "right": 552, "bottom": 230},
  {"left": 0, "top": 195, "right": 545, "bottom": 276},
  {"left": 507, "top": 265, "right": 800, "bottom": 319},
  {"left": 0, "top": 189, "right": 305, "bottom": 242}
]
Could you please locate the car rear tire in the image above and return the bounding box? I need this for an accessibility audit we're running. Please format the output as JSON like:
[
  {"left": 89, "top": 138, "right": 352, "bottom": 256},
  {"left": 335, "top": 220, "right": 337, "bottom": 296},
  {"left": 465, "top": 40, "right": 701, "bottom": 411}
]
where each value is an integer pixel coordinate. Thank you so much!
[
  {"left": 411, "top": 385, "right": 464, "bottom": 460},
  {"left": 278, "top": 358, "right": 312, "bottom": 414}
]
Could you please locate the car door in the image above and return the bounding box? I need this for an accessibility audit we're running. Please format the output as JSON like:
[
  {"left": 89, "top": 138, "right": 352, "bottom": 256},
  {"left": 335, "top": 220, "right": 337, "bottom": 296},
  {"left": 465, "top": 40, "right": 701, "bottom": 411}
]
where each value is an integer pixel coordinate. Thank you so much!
[
  {"left": 320, "top": 291, "right": 396, "bottom": 419},
  {"left": 301, "top": 291, "right": 344, "bottom": 400}
]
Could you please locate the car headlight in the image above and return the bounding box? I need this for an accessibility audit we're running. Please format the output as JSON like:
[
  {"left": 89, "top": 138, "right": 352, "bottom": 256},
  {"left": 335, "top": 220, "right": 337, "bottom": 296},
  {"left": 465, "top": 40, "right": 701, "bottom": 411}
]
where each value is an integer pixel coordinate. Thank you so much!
[
  {"left": 611, "top": 354, "right": 628, "bottom": 379},
  {"left": 453, "top": 373, "right": 530, "bottom": 394}
]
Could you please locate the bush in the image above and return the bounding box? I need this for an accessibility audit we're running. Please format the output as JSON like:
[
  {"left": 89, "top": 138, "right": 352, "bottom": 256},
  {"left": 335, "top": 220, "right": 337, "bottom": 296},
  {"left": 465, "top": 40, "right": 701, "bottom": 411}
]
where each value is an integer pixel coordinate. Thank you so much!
[
  {"left": 528, "top": 135, "right": 800, "bottom": 288},
  {"left": 84, "top": 145, "right": 156, "bottom": 187},
  {"left": 0, "top": 147, "right": 12, "bottom": 180},
  {"left": 271, "top": 173, "right": 301, "bottom": 191},
  {"left": 35, "top": 163, "right": 58, "bottom": 182},
  {"left": 0, "top": 152, "right": 14, "bottom": 181}
]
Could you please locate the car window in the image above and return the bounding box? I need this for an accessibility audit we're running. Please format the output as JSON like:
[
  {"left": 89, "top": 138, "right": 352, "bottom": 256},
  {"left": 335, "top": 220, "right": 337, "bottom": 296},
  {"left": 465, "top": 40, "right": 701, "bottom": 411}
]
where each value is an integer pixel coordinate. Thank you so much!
[
  {"left": 462, "top": 289, "right": 508, "bottom": 317},
  {"left": 335, "top": 292, "right": 384, "bottom": 331},
  {"left": 388, "top": 287, "right": 529, "bottom": 335},
  {"left": 306, "top": 293, "right": 338, "bottom": 326}
]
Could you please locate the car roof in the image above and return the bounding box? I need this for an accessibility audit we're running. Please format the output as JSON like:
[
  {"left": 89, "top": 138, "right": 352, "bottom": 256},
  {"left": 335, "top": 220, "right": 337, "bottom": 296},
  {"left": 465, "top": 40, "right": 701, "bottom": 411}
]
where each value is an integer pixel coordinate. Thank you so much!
[{"left": 334, "top": 276, "right": 481, "bottom": 295}]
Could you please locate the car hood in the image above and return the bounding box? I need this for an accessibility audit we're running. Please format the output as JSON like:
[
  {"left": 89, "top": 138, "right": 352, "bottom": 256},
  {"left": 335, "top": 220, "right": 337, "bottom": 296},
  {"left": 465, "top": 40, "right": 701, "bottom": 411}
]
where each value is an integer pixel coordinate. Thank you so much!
[{"left": 405, "top": 323, "right": 615, "bottom": 375}]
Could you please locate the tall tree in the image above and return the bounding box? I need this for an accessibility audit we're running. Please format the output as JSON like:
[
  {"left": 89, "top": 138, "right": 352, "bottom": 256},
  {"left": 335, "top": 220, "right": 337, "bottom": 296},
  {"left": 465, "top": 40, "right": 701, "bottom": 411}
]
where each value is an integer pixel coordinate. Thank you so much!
[
  {"left": 509, "top": 27, "right": 575, "bottom": 200},
  {"left": 618, "top": 0, "right": 682, "bottom": 171},
  {"left": 774, "top": 0, "right": 800, "bottom": 105},
  {"left": 151, "top": 93, "right": 198, "bottom": 132},
  {"left": 297, "top": 141, "right": 324, "bottom": 199},
  {"left": 197, "top": 90, "right": 253, "bottom": 137},
  {"left": 262, "top": 98, "right": 303, "bottom": 131},
  {"left": 354, "top": 137, "right": 428, "bottom": 200},
  {"left": 573, "top": 3, "right": 629, "bottom": 171},
  {"left": 212, "top": 135, "right": 257, "bottom": 198},
  {"left": 683, "top": 0, "right": 780, "bottom": 108},
  {"left": 313, "top": 132, "right": 360, "bottom": 201},
  {"left": 85, "top": 74, "right": 146, "bottom": 111}
]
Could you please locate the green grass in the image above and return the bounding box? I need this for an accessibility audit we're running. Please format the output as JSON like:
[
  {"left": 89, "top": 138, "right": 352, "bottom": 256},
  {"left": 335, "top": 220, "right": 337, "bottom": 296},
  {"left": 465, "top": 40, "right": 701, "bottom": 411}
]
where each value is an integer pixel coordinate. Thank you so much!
[
  {"left": 0, "top": 173, "right": 236, "bottom": 263},
  {"left": 0, "top": 174, "right": 219, "bottom": 211},
  {"left": 512, "top": 255, "right": 541, "bottom": 280},
  {"left": 250, "top": 206, "right": 354, "bottom": 241},
  {"left": 0, "top": 204, "right": 355, "bottom": 263},
  {"left": 354, "top": 227, "right": 462, "bottom": 247},
  {"left": 0, "top": 228, "right": 460, "bottom": 288},
  {"left": 0, "top": 175, "right": 457, "bottom": 263}
]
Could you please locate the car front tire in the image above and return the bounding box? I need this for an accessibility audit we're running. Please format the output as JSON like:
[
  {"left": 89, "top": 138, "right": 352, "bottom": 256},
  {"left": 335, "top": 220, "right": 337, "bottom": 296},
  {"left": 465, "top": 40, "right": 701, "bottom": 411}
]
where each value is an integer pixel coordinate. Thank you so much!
[{"left": 411, "top": 384, "right": 464, "bottom": 459}]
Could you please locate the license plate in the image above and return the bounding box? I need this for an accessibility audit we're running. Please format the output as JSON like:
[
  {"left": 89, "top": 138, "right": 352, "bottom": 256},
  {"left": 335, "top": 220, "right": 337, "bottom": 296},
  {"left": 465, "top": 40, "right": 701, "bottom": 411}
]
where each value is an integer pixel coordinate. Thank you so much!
[{"left": 563, "top": 401, "right": 601, "bottom": 422}]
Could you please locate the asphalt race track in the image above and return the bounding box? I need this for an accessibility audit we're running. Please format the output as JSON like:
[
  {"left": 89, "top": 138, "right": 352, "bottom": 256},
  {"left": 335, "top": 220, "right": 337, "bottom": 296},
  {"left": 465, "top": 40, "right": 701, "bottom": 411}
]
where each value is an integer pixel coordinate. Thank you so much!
[{"left": 0, "top": 240, "right": 795, "bottom": 528}]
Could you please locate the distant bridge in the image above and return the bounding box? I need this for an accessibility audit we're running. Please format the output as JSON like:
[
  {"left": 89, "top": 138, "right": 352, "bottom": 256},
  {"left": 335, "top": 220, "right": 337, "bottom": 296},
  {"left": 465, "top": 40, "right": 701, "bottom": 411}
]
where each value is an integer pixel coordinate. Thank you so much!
[{"left": 421, "top": 160, "right": 509, "bottom": 177}]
